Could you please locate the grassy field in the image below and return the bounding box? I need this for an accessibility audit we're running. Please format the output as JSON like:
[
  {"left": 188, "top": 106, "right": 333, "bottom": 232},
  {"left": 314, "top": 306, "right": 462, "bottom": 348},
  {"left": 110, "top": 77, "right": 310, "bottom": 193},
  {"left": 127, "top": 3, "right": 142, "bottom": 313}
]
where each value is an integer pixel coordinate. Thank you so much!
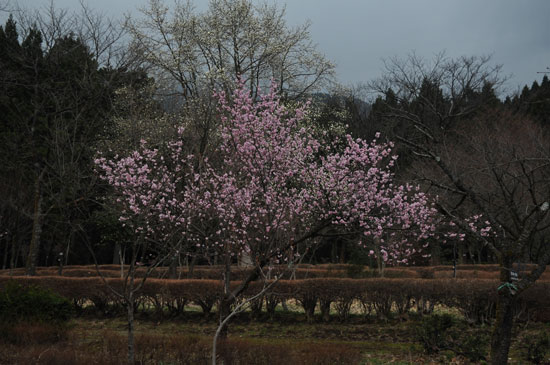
[{"left": 0, "top": 303, "right": 548, "bottom": 364}]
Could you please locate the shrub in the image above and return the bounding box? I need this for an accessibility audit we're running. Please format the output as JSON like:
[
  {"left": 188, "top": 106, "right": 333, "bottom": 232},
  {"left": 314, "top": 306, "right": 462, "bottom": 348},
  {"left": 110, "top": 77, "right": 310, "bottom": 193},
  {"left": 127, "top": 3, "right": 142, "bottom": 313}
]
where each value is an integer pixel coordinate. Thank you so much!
[
  {"left": 0, "top": 281, "right": 73, "bottom": 324},
  {"left": 415, "top": 314, "right": 488, "bottom": 362},
  {"left": 364, "top": 279, "right": 396, "bottom": 319},
  {"left": 444, "top": 280, "right": 497, "bottom": 324},
  {"left": 0, "top": 273, "right": 547, "bottom": 324},
  {"left": 520, "top": 331, "right": 550, "bottom": 364},
  {"left": 416, "top": 313, "right": 456, "bottom": 354},
  {"left": 458, "top": 330, "right": 490, "bottom": 362},
  {"left": 295, "top": 284, "right": 318, "bottom": 322}
]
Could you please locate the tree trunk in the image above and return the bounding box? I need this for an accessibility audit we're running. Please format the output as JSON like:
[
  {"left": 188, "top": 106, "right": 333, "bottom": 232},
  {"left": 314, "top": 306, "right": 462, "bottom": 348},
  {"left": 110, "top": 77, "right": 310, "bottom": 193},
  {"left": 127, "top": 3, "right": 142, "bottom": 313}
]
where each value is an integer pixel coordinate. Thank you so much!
[
  {"left": 119, "top": 247, "right": 125, "bottom": 279},
  {"left": 211, "top": 253, "right": 273, "bottom": 364},
  {"left": 331, "top": 240, "right": 337, "bottom": 263},
  {"left": 251, "top": 296, "right": 263, "bottom": 319},
  {"left": 490, "top": 293, "right": 515, "bottom": 364},
  {"left": 377, "top": 256, "right": 386, "bottom": 277},
  {"left": 489, "top": 252, "right": 550, "bottom": 363},
  {"left": 218, "top": 256, "right": 233, "bottom": 339},
  {"left": 126, "top": 258, "right": 137, "bottom": 365},
  {"left": 2, "top": 235, "right": 8, "bottom": 270},
  {"left": 217, "top": 296, "right": 232, "bottom": 339},
  {"left": 25, "top": 175, "right": 43, "bottom": 276},
  {"left": 212, "top": 327, "right": 220, "bottom": 365},
  {"left": 58, "top": 251, "right": 63, "bottom": 275},
  {"left": 187, "top": 255, "right": 197, "bottom": 279},
  {"left": 490, "top": 256, "right": 515, "bottom": 364},
  {"left": 320, "top": 300, "right": 331, "bottom": 322},
  {"left": 10, "top": 236, "right": 18, "bottom": 275},
  {"left": 339, "top": 240, "right": 346, "bottom": 263},
  {"left": 64, "top": 232, "right": 72, "bottom": 266},
  {"left": 212, "top": 296, "right": 236, "bottom": 365},
  {"left": 302, "top": 297, "right": 317, "bottom": 323},
  {"left": 43, "top": 233, "right": 53, "bottom": 267},
  {"left": 57, "top": 231, "right": 71, "bottom": 275},
  {"left": 374, "top": 239, "right": 385, "bottom": 277},
  {"left": 457, "top": 243, "right": 464, "bottom": 265},
  {"left": 477, "top": 247, "right": 483, "bottom": 265},
  {"left": 212, "top": 275, "right": 277, "bottom": 365},
  {"left": 467, "top": 243, "right": 474, "bottom": 264},
  {"left": 430, "top": 242, "right": 441, "bottom": 266},
  {"left": 113, "top": 243, "right": 121, "bottom": 264},
  {"left": 168, "top": 255, "right": 178, "bottom": 279},
  {"left": 127, "top": 294, "right": 135, "bottom": 365}
]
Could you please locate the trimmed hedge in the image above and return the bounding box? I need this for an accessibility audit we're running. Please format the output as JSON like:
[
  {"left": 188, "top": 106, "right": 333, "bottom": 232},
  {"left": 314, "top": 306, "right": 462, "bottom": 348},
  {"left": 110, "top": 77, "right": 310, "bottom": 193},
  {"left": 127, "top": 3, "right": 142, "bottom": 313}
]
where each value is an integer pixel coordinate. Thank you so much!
[
  {"left": 4, "top": 264, "right": 549, "bottom": 282},
  {"left": 1, "top": 276, "right": 549, "bottom": 323},
  {"left": 0, "top": 265, "right": 350, "bottom": 280},
  {"left": 0, "top": 281, "right": 73, "bottom": 324}
]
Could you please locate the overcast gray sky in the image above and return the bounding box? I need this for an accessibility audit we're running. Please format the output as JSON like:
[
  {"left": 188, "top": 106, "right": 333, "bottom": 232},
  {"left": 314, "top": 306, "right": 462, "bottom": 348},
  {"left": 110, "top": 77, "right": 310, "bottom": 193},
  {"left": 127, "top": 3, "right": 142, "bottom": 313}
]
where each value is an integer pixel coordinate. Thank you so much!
[{"left": 6, "top": 0, "right": 550, "bottom": 96}]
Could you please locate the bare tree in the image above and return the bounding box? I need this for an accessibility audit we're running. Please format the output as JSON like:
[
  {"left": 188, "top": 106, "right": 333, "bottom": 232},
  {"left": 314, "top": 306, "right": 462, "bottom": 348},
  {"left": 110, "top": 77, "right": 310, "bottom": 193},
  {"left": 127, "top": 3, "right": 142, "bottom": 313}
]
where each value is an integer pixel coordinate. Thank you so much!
[
  {"left": 368, "top": 52, "right": 504, "bottom": 148},
  {"left": 370, "top": 53, "right": 550, "bottom": 364},
  {"left": 441, "top": 111, "right": 549, "bottom": 364},
  {"left": 0, "top": 0, "right": 11, "bottom": 13},
  {"left": 15, "top": 1, "right": 130, "bottom": 69}
]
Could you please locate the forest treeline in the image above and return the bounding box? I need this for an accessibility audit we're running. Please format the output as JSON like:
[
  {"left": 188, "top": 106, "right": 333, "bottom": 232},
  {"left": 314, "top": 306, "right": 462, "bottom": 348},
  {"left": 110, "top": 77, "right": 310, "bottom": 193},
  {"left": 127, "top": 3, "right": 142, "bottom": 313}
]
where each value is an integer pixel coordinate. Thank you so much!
[{"left": 0, "top": 1, "right": 549, "bottom": 272}]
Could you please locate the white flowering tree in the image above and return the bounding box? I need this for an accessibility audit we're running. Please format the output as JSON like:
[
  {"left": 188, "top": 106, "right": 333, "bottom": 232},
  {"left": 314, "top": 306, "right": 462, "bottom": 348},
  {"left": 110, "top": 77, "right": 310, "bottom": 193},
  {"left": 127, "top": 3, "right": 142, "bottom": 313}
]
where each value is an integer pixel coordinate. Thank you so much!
[
  {"left": 125, "top": 0, "right": 336, "bottom": 166},
  {"left": 94, "top": 140, "right": 192, "bottom": 364},
  {"left": 126, "top": 0, "right": 335, "bottom": 101}
]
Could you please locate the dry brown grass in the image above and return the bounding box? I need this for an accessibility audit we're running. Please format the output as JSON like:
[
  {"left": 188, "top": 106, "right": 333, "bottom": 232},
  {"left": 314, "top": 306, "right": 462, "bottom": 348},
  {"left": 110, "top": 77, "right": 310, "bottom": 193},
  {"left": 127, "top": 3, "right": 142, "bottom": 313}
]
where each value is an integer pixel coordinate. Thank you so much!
[{"left": 0, "top": 322, "right": 363, "bottom": 364}]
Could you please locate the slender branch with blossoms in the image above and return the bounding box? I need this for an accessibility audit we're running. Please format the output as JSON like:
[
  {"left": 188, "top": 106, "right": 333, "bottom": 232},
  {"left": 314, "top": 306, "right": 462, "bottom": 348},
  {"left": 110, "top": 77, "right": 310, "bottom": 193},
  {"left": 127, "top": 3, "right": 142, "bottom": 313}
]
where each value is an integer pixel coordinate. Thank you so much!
[
  {"left": 94, "top": 140, "right": 188, "bottom": 243},
  {"left": 443, "top": 214, "right": 495, "bottom": 244},
  {"left": 313, "top": 133, "right": 438, "bottom": 265},
  {"left": 94, "top": 138, "right": 196, "bottom": 365}
]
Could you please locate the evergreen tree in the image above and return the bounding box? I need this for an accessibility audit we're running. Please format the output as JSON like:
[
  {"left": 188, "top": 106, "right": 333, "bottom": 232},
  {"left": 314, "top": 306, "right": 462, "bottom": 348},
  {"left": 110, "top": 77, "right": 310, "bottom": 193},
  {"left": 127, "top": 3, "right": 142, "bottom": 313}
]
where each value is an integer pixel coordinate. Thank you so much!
[
  {"left": 507, "top": 76, "right": 550, "bottom": 129},
  {"left": 0, "top": 15, "right": 140, "bottom": 273}
]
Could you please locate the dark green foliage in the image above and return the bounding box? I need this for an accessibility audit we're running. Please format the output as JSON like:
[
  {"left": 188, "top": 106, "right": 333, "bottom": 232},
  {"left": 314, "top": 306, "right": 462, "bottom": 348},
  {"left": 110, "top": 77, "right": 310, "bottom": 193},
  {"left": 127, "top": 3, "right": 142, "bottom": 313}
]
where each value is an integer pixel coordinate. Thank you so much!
[
  {"left": 508, "top": 75, "right": 550, "bottom": 130},
  {"left": 415, "top": 314, "right": 489, "bottom": 362},
  {"left": 521, "top": 331, "right": 550, "bottom": 364},
  {"left": 458, "top": 330, "right": 490, "bottom": 362},
  {"left": 0, "top": 281, "right": 73, "bottom": 324},
  {"left": 416, "top": 313, "right": 456, "bottom": 354},
  {"left": 0, "top": 14, "right": 147, "bottom": 271}
]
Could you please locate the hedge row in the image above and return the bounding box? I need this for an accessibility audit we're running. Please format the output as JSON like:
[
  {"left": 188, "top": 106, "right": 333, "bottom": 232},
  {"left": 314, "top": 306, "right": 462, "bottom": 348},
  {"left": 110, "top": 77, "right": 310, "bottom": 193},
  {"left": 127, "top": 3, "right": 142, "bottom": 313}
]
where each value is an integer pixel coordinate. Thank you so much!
[
  {"left": 0, "top": 266, "right": 423, "bottom": 280},
  {"left": 0, "top": 266, "right": 350, "bottom": 280},
  {"left": 5, "top": 264, "right": 549, "bottom": 281},
  {"left": 1, "top": 276, "right": 549, "bottom": 323}
]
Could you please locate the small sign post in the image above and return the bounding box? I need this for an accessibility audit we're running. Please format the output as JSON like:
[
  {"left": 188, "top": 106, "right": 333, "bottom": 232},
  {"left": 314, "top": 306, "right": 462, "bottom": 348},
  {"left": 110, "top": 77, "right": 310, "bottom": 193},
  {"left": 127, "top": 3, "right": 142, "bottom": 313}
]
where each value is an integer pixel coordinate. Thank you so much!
[{"left": 498, "top": 269, "right": 519, "bottom": 296}]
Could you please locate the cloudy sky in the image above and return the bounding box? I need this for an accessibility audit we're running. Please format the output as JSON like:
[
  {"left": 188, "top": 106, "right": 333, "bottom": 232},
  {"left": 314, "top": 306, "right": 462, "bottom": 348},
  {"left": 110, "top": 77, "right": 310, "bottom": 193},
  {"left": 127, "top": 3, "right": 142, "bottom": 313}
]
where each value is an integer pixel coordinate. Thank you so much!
[{"left": 6, "top": 0, "right": 550, "bottom": 96}]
